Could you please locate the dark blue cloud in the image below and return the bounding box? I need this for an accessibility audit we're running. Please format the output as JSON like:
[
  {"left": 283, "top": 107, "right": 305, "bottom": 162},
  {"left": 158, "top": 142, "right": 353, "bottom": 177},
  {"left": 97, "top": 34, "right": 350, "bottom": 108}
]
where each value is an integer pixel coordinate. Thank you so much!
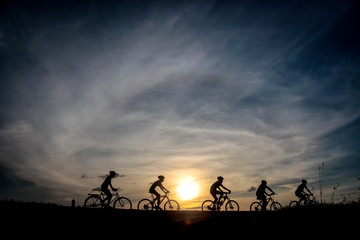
[{"left": 0, "top": 163, "right": 35, "bottom": 193}]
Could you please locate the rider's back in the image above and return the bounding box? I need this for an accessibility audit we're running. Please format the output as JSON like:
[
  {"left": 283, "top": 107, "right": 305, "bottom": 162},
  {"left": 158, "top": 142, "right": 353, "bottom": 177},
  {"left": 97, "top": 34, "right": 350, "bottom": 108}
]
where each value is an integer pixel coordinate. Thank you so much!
[
  {"left": 256, "top": 184, "right": 265, "bottom": 199},
  {"left": 149, "top": 179, "right": 162, "bottom": 193},
  {"left": 210, "top": 180, "right": 221, "bottom": 193}
]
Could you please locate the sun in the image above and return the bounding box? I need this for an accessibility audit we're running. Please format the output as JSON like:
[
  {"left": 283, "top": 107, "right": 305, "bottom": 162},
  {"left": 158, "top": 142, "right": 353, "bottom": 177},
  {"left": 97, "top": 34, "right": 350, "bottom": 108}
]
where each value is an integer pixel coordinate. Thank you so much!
[{"left": 177, "top": 181, "right": 199, "bottom": 200}]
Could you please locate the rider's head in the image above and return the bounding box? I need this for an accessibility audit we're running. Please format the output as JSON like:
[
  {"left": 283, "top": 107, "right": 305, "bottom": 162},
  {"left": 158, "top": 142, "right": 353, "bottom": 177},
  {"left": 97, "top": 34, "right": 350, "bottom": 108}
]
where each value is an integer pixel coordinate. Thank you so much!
[
  {"left": 261, "top": 180, "right": 267, "bottom": 185},
  {"left": 158, "top": 175, "right": 165, "bottom": 181},
  {"left": 217, "top": 176, "right": 224, "bottom": 182},
  {"left": 302, "top": 179, "right": 307, "bottom": 184},
  {"left": 109, "top": 171, "right": 116, "bottom": 176}
]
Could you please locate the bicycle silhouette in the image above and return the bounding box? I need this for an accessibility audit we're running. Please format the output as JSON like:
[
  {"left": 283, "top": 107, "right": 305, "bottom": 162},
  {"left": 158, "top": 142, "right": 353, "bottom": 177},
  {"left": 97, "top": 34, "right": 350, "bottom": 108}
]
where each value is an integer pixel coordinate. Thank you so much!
[
  {"left": 137, "top": 192, "right": 180, "bottom": 211},
  {"left": 83, "top": 189, "right": 132, "bottom": 209},
  {"left": 289, "top": 193, "right": 318, "bottom": 208},
  {"left": 250, "top": 193, "right": 282, "bottom": 211},
  {"left": 201, "top": 192, "right": 239, "bottom": 211}
]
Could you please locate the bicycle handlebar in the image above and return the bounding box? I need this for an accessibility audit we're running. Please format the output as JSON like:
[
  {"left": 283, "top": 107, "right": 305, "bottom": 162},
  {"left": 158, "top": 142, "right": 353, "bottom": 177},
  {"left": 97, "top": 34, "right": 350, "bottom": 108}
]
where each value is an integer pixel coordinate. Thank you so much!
[
  {"left": 162, "top": 191, "right": 171, "bottom": 197},
  {"left": 220, "top": 192, "right": 231, "bottom": 199}
]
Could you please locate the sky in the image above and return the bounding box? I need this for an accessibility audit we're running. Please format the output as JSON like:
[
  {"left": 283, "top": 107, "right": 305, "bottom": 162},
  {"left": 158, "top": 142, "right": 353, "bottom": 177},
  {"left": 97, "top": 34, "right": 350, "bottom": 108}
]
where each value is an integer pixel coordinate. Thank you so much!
[{"left": 1, "top": 0, "right": 360, "bottom": 209}]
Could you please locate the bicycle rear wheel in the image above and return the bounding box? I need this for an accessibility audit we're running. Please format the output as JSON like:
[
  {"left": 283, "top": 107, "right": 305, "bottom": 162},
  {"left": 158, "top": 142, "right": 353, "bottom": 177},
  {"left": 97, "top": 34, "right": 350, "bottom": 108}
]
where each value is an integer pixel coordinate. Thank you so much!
[
  {"left": 164, "top": 200, "right": 180, "bottom": 211},
  {"left": 225, "top": 200, "right": 239, "bottom": 211},
  {"left": 113, "top": 197, "right": 132, "bottom": 210},
  {"left": 270, "top": 201, "right": 282, "bottom": 211},
  {"left": 137, "top": 199, "right": 153, "bottom": 210},
  {"left": 250, "top": 201, "right": 262, "bottom": 212},
  {"left": 201, "top": 200, "right": 214, "bottom": 211},
  {"left": 84, "top": 195, "right": 102, "bottom": 208}
]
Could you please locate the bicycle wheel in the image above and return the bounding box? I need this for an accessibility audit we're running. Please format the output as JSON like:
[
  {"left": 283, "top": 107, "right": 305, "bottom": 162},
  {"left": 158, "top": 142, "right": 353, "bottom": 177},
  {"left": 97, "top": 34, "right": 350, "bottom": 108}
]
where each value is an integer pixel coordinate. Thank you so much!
[
  {"left": 270, "top": 201, "right": 282, "bottom": 211},
  {"left": 113, "top": 197, "right": 132, "bottom": 210},
  {"left": 306, "top": 200, "right": 318, "bottom": 207},
  {"left": 137, "top": 199, "right": 153, "bottom": 210},
  {"left": 250, "top": 201, "right": 262, "bottom": 212},
  {"left": 164, "top": 200, "right": 180, "bottom": 211},
  {"left": 289, "top": 200, "right": 300, "bottom": 208},
  {"left": 84, "top": 195, "right": 102, "bottom": 208},
  {"left": 201, "top": 200, "right": 214, "bottom": 211},
  {"left": 225, "top": 200, "right": 239, "bottom": 211}
]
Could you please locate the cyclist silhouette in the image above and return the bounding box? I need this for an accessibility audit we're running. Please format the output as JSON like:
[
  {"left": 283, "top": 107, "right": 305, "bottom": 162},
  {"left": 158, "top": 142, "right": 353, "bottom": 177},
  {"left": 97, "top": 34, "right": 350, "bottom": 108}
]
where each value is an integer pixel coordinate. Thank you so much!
[
  {"left": 295, "top": 179, "right": 313, "bottom": 203},
  {"left": 149, "top": 175, "right": 170, "bottom": 209},
  {"left": 210, "top": 176, "right": 231, "bottom": 209},
  {"left": 101, "top": 171, "right": 118, "bottom": 207},
  {"left": 256, "top": 180, "right": 275, "bottom": 211}
]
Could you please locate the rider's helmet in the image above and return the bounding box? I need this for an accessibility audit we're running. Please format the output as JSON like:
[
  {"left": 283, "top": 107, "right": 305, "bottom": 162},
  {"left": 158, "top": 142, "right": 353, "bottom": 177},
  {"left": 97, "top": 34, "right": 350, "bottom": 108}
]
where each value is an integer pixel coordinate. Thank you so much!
[
  {"left": 217, "top": 176, "right": 224, "bottom": 181},
  {"left": 302, "top": 179, "right": 307, "bottom": 184},
  {"left": 110, "top": 171, "right": 116, "bottom": 176},
  {"left": 261, "top": 180, "right": 267, "bottom": 185},
  {"left": 158, "top": 175, "right": 165, "bottom": 180}
]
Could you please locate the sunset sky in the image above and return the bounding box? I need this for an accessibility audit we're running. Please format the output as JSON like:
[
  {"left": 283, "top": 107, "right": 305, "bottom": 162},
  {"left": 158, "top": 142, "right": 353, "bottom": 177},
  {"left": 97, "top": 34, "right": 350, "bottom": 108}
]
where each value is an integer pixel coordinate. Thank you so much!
[{"left": 1, "top": 0, "right": 360, "bottom": 209}]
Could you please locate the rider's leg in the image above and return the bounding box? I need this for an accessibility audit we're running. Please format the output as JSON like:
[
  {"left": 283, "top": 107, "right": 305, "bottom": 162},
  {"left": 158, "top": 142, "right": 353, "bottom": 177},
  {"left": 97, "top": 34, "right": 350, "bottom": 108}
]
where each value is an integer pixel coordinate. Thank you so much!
[
  {"left": 299, "top": 194, "right": 306, "bottom": 205},
  {"left": 261, "top": 195, "right": 267, "bottom": 211},
  {"left": 154, "top": 192, "right": 161, "bottom": 208},
  {"left": 217, "top": 192, "right": 224, "bottom": 208},
  {"left": 296, "top": 192, "right": 305, "bottom": 205},
  {"left": 105, "top": 189, "right": 112, "bottom": 206},
  {"left": 107, "top": 195, "right": 112, "bottom": 206},
  {"left": 211, "top": 192, "right": 218, "bottom": 209}
]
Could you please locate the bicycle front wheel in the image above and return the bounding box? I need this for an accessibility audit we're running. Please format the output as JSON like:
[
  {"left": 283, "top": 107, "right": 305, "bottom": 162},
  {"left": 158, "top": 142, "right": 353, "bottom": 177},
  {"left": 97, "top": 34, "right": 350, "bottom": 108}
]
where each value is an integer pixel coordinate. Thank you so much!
[
  {"left": 225, "top": 200, "right": 239, "bottom": 211},
  {"left": 289, "top": 200, "right": 300, "bottom": 208},
  {"left": 250, "top": 201, "right": 262, "bottom": 212},
  {"left": 201, "top": 200, "right": 214, "bottom": 211},
  {"left": 113, "top": 197, "right": 132, "bottom": 210},
  {"left": 84, "top": 195, "right": 102, "bottom": 208},
  {"left": 306, "top": 200, "right": 318, "bottom": 207},
  {"left": 270, "top": 201, "right": 282, "bottom": 211},
  {"left": 137, "top": 199, "right": 153, "bottom": 210},
  {"left": 164, "top": 200, "right": 180, "bottom": 211}
]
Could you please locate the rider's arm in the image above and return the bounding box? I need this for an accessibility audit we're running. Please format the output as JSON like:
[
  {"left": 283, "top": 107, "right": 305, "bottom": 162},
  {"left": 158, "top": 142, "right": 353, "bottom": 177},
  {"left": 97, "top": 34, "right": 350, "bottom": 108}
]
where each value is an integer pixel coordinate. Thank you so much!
[
  {"left": 266, "top": 186, "right": 275, "bottom": 195},
  {"left": 221, "top": 185, "right": 231, "bottom": 193},
  {"left": 109, "top": 181, "right": 117, "bottom": 191},
  {"left": 160, "top": 184, "right": 169, "bottom": 193},
  {"left": 305, "top": 186, "right": 312, "bottom": 195},
  {"left": 217, "top": 184, "right": 225, "bottom": 193}
]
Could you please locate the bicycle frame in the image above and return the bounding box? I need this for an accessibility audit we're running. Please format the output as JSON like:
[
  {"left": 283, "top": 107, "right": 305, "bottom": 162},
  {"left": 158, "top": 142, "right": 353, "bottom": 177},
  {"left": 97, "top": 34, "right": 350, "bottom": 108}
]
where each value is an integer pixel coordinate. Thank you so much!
[
  {"left": 151, "top": 193, "right": 170, "bottom": 207},
  {"left": 216, "top": 193, "right": 229, "bottom": 208},
  {"left": 306, "top": 194, "right": 316, "bottom": 201},
  {"left": 84, "top": 189, "right": 132, "bottom": 209},
  {"left": 265, "top": 195, "right": 274, "bottom": 205},
  {"left": 201, "top": 192, "right": 239, "bottom": 211},
  {"left": 137, "top": 192, "right": 179, "bottom": 211},
  {"left": 98, "top": 190, "right": 119, "bottom": 204},
  {"left": 289, "top": 193, "right": 318, "bottom": 209},
  {"left": 302, "top": 194, "right": 317, "bottom": 205},
  {"left": 258, "top": 193, "right": 273, "bottom": 205},
  {"left": 254, "top": 193, "right": 281, "bottom": 211}
]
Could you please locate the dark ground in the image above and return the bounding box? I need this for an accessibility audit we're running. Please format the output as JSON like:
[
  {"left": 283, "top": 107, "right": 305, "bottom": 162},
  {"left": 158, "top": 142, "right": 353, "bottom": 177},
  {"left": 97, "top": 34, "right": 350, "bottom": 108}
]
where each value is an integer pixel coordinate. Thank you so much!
[{"left": 1, "top": 201, "right": 358, "bottom": 239}]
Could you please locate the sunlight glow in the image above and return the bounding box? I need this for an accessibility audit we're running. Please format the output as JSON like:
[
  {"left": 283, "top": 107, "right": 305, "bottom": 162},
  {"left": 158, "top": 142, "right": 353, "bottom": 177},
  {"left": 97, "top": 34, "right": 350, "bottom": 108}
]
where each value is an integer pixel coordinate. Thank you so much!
[{"left": 177, "top": 181, "right": 199, "bottom": 200}]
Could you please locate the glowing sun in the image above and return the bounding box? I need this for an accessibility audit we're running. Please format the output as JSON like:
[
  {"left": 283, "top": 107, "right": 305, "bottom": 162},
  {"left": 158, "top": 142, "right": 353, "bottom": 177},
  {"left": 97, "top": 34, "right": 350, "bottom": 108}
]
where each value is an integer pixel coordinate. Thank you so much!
[{"left": 177, "top": 181, "right": 199, "bottom": 200}]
